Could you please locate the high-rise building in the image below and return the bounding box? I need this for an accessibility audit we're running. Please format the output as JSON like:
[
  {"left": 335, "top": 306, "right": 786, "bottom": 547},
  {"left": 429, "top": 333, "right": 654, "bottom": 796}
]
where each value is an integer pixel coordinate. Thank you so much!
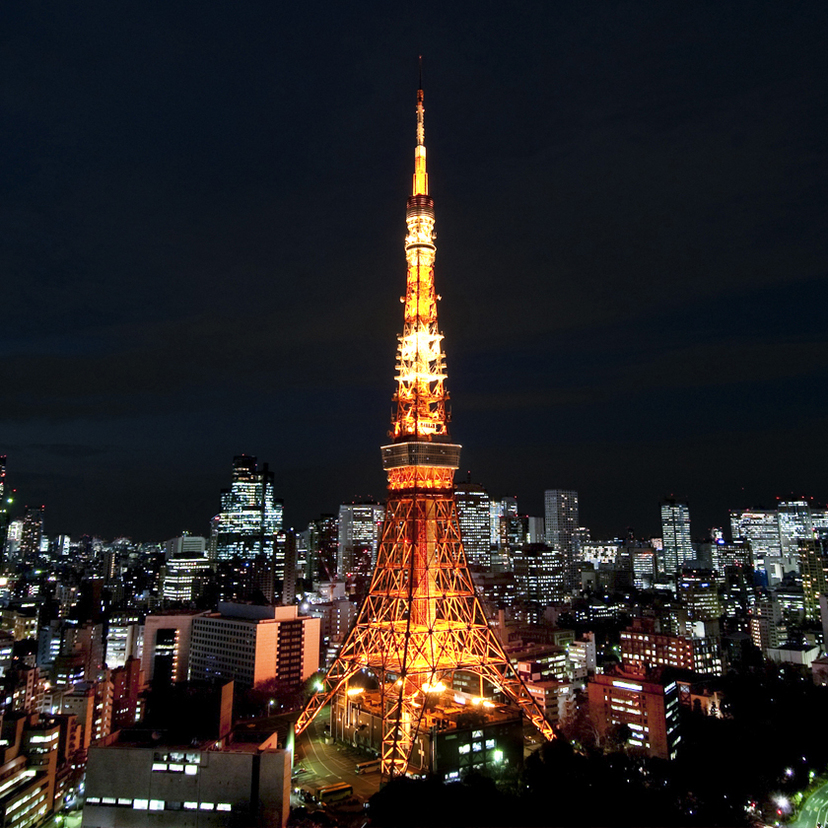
[
  {"left": 295, "top": 84, "right": 553, "bottom": 776},
  {"left": 20, "top": 505, "right": 45, "bottom": 565},
  {"left": 512, "top": 544, "right": 565, "bottom": 621},
  {"left": 678, "top": 568, "right": 722, "bottom": 622},
  {"left": 799, "top": 538, "right": 828, "bottom": 622},
  {"left": 778, "top": 499, "right": 816, "bottom": 555},
  {"left": 215, "top": 456, "right": 283, "bottom": 560},
  {"left": 660, "top": 498, "right": 693, "bottom": 575},
  {"left": 306, "top": 515, "right": 338, "bottom": 582},
  {"left": 104, "top": 615, "right": 143, "bottom": 670},
  {"left": 454, "top": 483, "right": 492, "bottom": 568},
  {"left": 337, "top": 501, "right": 384, "bottom": 576},
  {"left": 544, "top": 490, "right": 579, "bottom": 591},
  {"left": 730, "top": 508, "right": 781, "bottom": 567},
  {"left": 750, "top": 597, "right": 785, "bottom": 653}
]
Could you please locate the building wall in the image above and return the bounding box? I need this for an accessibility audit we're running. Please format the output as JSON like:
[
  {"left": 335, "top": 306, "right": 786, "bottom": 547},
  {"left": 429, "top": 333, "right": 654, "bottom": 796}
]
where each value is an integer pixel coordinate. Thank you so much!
[
  {"left": 588, "top": 671, "right": 680, "bottom": 760},
  {"left": 83, "top": 745, "right": 290, "bottom": 828},
  {"left": 142, "top": 615, "right": 202, "bottom": 686},
  {"left": 189, "top": 606, "right": 320, "bottom": 690}
]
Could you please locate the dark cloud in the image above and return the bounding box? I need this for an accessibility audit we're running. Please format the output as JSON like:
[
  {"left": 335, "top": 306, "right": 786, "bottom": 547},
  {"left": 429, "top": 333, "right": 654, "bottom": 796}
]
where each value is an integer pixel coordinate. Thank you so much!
[{"left": 0, "top": 1, "right": 825, "bottom": 538}]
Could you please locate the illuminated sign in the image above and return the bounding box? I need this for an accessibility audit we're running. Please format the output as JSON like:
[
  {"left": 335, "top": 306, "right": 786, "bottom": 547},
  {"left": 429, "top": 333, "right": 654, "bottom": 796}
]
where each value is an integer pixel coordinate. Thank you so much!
[{"left": 612, "top": 680, "right": 642, "bottom": 692}]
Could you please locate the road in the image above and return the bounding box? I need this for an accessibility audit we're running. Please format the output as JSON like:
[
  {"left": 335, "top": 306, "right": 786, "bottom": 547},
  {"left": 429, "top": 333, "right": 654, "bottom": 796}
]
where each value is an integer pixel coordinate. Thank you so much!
[
  {"left": 44, "top": 810, "right": 82, "bottom": 828},
  {"left": 293, "top": 707, "right": 382, "bottom": 807},
  {"left": 792, "top": 782, "right": 828, "bottom": 828}
]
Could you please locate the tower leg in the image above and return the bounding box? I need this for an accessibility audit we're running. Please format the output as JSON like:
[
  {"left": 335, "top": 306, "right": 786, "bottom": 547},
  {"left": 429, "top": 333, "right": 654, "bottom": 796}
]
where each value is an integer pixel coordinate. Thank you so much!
[{"left": 294, "top": 663, "right": 360, "bottom": 737}]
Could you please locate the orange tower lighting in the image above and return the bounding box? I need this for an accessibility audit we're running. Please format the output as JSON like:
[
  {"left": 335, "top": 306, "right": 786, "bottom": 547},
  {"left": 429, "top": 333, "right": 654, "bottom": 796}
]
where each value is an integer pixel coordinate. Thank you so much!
[{"left": 294, "top": 83, "right": 555, "bottom": 777}]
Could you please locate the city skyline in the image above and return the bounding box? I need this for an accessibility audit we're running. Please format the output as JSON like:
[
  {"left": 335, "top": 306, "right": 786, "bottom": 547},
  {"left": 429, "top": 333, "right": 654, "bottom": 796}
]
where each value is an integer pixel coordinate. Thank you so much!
[{"left": 2, "top": 3, "right": 825, "bottom": 540}]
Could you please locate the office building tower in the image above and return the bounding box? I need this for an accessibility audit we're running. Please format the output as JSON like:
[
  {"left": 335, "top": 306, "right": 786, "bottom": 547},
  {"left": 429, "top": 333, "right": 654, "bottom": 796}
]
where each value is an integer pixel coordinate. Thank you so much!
[
  {"left": 545, "top": 490, "right": 579, "bottom": 591},
  {"left": 215, "top": 456, "right": 283, "bottom": 560},
  {"left": 631, "top": 548, "right": 657, "bottom": 590},
  {"left": 512, "top": 545, "right": 565, "bottom": 622},
  {"left": 162, "top": 558, "right": 213, "bottom": 605},
  {"left": 621, "top": 618, "right": 722, "bottom": 676},
  {"left": 526, "top": 516, "right": 546, "bottom": 545},
  {"left": 454, "top": 483, "right": 492, "bottom": 568},
  {"left": 295, "top": 84, "right": 554, "bottom": 776},
  {"left": 3, "top": 518, "right": 23, "bottom": 562},
  {"left": 337, "top": 501, "right": 384, "bottom": 576},
  {"left": 799, "top": 538, "right": 828, "bottom": 622},
  {"left": 678, "top": 568, "right": 722, "bottom": 622},
  {"left": 660, "top": 498, "right": 693, "bottom": 575},
  {"left": 730, "top": 508, "right": 781, "bottom": 568},
  {"left": 277, "top": 529, "right": 298, "bottom": 605},
  {"left": 489, "top": 500, "right": 504, "bottom": 546},
  {"left": 750, "top": 598, "right": 785, "bottom": 654}
]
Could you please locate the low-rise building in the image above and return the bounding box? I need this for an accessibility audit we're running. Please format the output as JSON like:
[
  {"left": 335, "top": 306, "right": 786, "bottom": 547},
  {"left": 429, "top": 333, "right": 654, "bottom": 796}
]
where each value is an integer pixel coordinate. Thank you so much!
[
  {"left": 81, "top": 682, "right": 290, "bottom": 828},
  {"left": 331, "top": 687, "right": 523, "bottom": 781}
]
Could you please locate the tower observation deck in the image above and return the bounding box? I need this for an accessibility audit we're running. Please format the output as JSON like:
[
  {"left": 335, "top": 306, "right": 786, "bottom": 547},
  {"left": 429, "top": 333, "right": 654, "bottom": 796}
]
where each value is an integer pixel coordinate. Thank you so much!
[{"left": 294, "top": 83, "right": 554, "bottom": 777}]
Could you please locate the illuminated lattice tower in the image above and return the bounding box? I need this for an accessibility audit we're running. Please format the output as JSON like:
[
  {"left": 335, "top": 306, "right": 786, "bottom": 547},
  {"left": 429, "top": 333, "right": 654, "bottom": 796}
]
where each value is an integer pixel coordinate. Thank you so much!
[{"left": 294, "top": 85, "right": 555, "bottom": 776}]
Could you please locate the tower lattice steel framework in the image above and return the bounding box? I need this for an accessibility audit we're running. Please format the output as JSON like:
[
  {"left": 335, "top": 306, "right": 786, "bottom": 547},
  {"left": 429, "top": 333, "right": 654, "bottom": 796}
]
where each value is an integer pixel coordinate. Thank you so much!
[{"left": 294, "top": 84, "right": 555, "bottom": 777}]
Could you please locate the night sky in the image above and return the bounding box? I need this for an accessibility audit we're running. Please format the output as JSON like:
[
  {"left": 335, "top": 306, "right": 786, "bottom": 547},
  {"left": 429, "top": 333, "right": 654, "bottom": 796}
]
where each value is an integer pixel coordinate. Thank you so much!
[{"left": 2, "top": 2, "right": 826, "bottom": 542}]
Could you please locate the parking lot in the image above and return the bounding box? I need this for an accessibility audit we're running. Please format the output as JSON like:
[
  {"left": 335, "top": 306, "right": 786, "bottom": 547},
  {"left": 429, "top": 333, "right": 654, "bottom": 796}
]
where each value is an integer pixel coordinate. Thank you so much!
[{"left": 292, "top": 710, "right": 382, "bottom": 809}]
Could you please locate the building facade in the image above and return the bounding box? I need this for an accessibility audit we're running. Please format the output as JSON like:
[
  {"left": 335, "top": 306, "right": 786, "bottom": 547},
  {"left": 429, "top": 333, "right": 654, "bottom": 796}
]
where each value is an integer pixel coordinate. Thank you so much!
[
  {"left": 660, "top": 498, "right": 693, "bottom": 575},
  {"left": 454, "top": 483, "right": 492, "bottom": 568},
  {"left": 215, "top": 456, "right": 283, "bottom": 561},
  {"left": 544, "top": 490, "right": 579, "bottom": 592},
  {"left": 336, "top": 502, "right": 384, "bottom": 577},
  {"left": 188, "top": 603, "right": 320, "bottom": 691}
]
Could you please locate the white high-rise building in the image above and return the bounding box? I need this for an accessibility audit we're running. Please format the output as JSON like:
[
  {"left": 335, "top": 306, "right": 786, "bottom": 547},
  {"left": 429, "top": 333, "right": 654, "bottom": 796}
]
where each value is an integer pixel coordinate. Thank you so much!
[
  {"left": 454, "top": 483, "right": 492, "bottom": 568},
  {"left": 777, "top": 500, "right": 815, "bottom": 555},
  {"left": 730, "top": 508, "right": 781, "bottom": 567},
  {"left": 215, "top": 456, "right": 283, "bottom": 560},
  {"left": 660, "top": 498, "right": 693, "bottom": 575}
]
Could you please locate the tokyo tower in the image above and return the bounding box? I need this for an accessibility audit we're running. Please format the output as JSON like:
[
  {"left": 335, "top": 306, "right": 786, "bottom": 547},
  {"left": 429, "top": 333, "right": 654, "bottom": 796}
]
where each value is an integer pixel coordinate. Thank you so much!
[{"left": 294, "top": 83, "right": 555, "bottom": 776}]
